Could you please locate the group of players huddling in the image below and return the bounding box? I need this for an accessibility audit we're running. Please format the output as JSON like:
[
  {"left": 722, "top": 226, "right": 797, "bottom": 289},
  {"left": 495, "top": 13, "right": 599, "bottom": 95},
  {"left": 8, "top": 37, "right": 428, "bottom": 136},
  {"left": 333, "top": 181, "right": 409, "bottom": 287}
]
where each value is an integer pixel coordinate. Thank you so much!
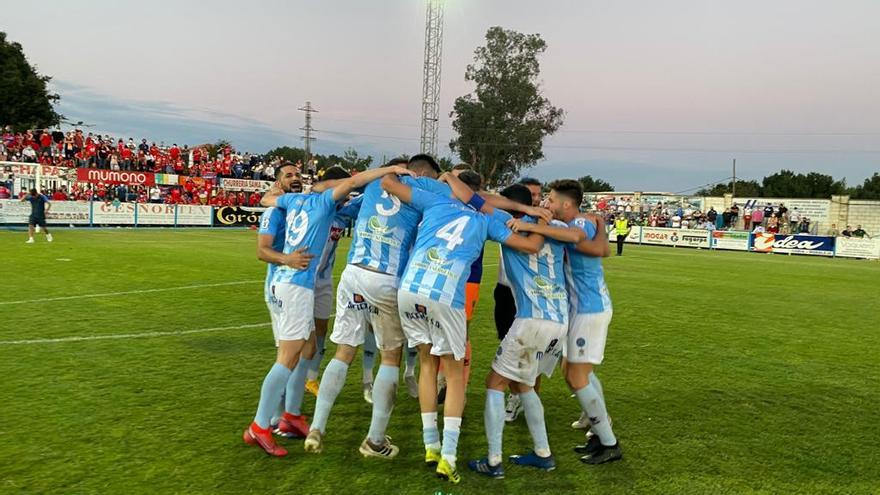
[{"left": 245, "top": 154, "right": 621, "bottom": 484}]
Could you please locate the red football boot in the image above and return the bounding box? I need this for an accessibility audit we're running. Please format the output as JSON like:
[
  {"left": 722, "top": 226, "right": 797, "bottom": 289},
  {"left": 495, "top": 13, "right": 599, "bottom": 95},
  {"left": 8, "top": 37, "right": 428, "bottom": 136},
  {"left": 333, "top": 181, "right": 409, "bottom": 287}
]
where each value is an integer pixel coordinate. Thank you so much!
[
  {"left": 277, "top": 412, "right": 310, "bottom": 438},
  {"left": 243, "top": 422, "right": 288, "bottom": 457}
]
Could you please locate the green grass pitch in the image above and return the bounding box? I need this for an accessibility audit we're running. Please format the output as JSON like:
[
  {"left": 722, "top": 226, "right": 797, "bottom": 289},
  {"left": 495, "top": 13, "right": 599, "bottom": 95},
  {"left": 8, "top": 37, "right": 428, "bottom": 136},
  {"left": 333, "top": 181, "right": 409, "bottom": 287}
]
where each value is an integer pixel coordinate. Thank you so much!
[{"left": 2, "top": 229, "right": 878, "bottom": 494}]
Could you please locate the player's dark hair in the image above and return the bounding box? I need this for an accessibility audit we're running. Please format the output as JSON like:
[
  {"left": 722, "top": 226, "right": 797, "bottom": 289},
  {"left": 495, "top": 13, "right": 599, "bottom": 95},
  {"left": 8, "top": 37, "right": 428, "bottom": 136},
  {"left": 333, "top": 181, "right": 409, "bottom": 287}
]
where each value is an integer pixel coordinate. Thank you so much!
[
  {"left": 457, "top": 170, "right": 482, "bottom": 192},
  {"left": 29, "top": 188, "right": 37, "bottom": 196},
  {"left": 451, "top": 163, "right": 472, "bottom": 171},
  {"left": 548, "top": 179, "right": 583, "bottom": 206},
  {"left": 408, "top": 154, "right": 441, "bottom": 175},
  {"left": 518, "top": 177, "right": 542, "bottom": 187},
  {"left": 275, "top": 161, "right": 298, "bottom": 178},
  {"left": 385, "top": 157, "right": 409, "bottom": 167},
  {"left": 500, "top": 183, "right": 532, "bottom": 207},
  {"left": 319, "top": 166, "right": 351, "bottom": 182}
]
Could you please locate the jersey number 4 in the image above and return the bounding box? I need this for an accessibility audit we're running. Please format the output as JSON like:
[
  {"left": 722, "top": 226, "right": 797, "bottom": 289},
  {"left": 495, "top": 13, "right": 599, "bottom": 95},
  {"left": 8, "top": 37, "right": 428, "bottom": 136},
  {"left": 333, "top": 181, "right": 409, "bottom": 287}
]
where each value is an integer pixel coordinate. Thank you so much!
[{"left": 436, "top": 217, "right": 470, "bottom": 250}]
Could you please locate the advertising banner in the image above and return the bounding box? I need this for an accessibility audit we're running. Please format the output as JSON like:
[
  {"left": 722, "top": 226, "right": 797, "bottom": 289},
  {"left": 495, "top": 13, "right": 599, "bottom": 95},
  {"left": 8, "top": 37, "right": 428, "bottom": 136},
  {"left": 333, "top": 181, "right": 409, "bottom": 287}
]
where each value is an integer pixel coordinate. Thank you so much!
[
  {"left": 220, "top": 178, "right": 271, "bottom": 192},
  {"left": 835, "top": 237, "right": 880, "bottom": 259},
  {"left": 737, "top": 197, "right": 830, "bottom": 223},
  {"left": 640, "top": 227, "right": 710, "bottom": 248},
  {"left": 175, "top": 205, "right": 213, "bottom": 226},
  {"left": 154, "top": 173, "right": 180, "bottom": 186},
  {"left": 751, "top": 234, "right": 835, "bottom": 256},
  {"left": 76, "top": 168, "right": 155, "bottom": 186},
  {"left": 711, "top": 230, "right": 750, "bottom": 251},
  {"left": 4, "top": 163, "right": 73, "bottom": 179},
  {"left": 214, "top": 206, "right": 265, "bottom": 227},
  {"left": 91, "top": 202, "right": 136, "bottom": 224},
  {"left": 133, "top": 203, "right": 177, "bottom": 225},
  {"left": 0, "top": 199, "right": 90, "bottom": 224}
]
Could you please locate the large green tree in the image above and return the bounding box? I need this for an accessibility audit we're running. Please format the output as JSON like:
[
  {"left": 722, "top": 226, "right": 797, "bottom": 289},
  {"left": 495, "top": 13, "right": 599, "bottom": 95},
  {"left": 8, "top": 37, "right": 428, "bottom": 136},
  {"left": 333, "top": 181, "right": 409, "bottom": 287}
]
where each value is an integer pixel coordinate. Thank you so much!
[
  {"left": 449, "top": 27, "right": 564, "bottom": 187},
  {"left": 0, "top": 32, "right": 61, "bottom": 130},
  {"left": 761, "top": 170, "right": 846, "bottom": 198},
  {"left": 578, "top": 175, "right": 614, "bottom": 193},
  {"left": 697, "top": 180, "right": 762, "bottom": 197},
  {"left": 850, "top": 173, "right": 880, "bottom": 200}
]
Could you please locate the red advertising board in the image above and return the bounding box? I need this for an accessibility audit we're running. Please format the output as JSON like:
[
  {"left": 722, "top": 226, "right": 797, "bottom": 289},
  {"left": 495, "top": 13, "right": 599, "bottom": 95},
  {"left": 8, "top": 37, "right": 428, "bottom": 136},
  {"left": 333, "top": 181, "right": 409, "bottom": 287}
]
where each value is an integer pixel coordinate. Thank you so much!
[{"left": 76, "top": 168, "right": 155, "bottom": 186}]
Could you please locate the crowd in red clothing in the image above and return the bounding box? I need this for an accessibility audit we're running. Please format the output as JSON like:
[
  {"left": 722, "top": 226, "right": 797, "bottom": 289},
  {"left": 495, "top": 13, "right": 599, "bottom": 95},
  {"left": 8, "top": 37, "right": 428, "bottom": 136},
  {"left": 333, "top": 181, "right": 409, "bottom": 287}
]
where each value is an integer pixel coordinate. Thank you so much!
[
  {"left": 1, "top": 126, "right": 271, "bottom": 180},
  {"left": 30, "top": 182, "right": 264, "bottom": 207}
]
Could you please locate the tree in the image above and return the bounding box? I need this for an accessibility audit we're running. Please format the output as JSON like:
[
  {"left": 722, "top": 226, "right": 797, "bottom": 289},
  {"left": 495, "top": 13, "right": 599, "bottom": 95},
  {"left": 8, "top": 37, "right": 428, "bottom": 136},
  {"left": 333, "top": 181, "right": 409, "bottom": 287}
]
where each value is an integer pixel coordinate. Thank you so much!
[
  {"left": 577, "top": 175, "right": 614, "bottom": 193},
  {"left": 449, "top": 27, "right": 564, "bottom": 187},
  {"left": 850, "top": 173, "right": 880, "bottom": 200},
  {"left": 761, "top": 170, "right": 846, "bottom": 198},
  {"left": 0, "top": 32, "right": 61, "bottom": 130},
  {"left": 696, "top": 180, "right": 762, "bottom": 197},
  {"left": 341, "top": 147, "right": 373, "bottom": 171},
  {"left": 265, "top": 146, "right": 307, "bottom": 164}
]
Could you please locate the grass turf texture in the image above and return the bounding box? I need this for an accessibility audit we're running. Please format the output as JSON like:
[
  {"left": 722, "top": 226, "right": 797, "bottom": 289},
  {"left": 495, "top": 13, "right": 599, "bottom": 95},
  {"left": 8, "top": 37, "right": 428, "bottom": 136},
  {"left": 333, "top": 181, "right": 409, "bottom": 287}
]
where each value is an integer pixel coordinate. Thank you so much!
[{"left": 1, "top": 228, "right": 879, "bottom": 495}]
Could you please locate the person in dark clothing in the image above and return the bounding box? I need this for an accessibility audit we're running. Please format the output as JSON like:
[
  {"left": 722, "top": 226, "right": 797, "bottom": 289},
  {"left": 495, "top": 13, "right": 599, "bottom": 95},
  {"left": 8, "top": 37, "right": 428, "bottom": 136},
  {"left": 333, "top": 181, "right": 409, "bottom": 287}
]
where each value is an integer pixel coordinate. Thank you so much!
[{"left": 22, "top": 188, "right": 53, "bottom": 243}]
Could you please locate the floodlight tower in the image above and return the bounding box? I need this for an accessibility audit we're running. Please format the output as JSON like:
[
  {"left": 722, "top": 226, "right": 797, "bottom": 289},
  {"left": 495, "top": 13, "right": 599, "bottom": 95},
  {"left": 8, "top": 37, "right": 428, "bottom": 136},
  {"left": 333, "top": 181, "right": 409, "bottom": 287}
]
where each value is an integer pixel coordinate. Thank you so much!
[{"left": 420, "top": 0, "right": 445, "bottom": 156}]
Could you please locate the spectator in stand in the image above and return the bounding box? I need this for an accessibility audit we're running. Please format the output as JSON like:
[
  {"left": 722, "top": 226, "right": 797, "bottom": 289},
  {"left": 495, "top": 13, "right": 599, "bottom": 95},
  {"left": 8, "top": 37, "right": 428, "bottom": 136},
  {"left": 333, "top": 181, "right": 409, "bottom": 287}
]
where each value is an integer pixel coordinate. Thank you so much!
[
  {"left": 762, "top": 203, "right": 774, "bottom": 223},
  {"left": 841, "top": 225, "right": 853, "bottom": 237},
  {"left": 729, "top": 204, "right": 740, "bottom": 227},
  {"left": 827, "top": 224, "right": 839, "bottom": 237},
  {"left": 149, "top": 185, "right": 161, "bottom": 203},
  {"left": 779, "top": 218, "right": 791, "bottom": 235},
  {"left": 752, "top": 223, "right": 765, "bottom": 234},
  {"left": 169, "top": 187, "right": 182, "bottom": 204},
  {"left": 751, "top": 206, "right": 764, "bottom": 230},
  {"left": 789, "top": 207, "right": 801, "bottom": 232},
  {"left": 852, "top": 225, "right": 871, "bottom": 238},
  {"left": 0, "top": 183, "right": 10, "bottom": 199},
  {"left": 778, "top": 203, "right": 788, "bottom": 221},
  {"left": 797, "top": 217, "right": 810, "bottom": 234},
  {"left": 52, "top": 187, "right": 68, "bottom": 201},
  {"left": 767, "top": 213, "right": 779, "bottom": 233}
]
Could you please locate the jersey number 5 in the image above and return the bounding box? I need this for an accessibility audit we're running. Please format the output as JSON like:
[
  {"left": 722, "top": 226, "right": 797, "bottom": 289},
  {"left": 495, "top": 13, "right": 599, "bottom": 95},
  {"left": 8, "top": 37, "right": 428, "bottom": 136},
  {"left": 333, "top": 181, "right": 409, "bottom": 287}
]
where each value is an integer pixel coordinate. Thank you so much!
[
  {"left": 436, "top": 217, "right": 470, "bottom": 250},
  {"left": 376, "top": 191, "right": 401, "bottom": 217}
]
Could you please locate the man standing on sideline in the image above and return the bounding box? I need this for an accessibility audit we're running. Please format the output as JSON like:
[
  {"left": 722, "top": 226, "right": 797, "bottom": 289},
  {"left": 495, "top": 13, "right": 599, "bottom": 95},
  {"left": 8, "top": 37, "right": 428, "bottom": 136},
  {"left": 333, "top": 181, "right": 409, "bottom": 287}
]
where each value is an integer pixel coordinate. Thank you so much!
[
  {"left": 614, "top": 215, "right": 630, "bottom": 256},
  {"left": 22, "top": 188, "right": 52, "bottom": 243}
]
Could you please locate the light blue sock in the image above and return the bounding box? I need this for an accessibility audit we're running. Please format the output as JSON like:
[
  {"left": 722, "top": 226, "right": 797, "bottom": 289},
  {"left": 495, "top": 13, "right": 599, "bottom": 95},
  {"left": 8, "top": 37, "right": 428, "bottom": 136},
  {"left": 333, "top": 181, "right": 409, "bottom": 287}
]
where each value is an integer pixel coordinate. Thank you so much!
[
  {"left": 308, "top": 335, "right": 326, "bottom": 380},
  {"left": 362, "top": 336, "right": 378, "bottom": 383},
  {"left": 311, "top": 358, "right": 349, "bottom": 433},
  {"left": 575, "top": 384, "right": 616, "bottom": 446},
  {"left": 254, "top": 363, "right": 292, "bottom": 429},
  {"left": 285, "top": 357, "right": 311, "bottom": 415},
  {"left": 442, "top": 416, "right": 462, "bottom": 465},
  {"left": 589, "top": 372, "right": 606, "bottom": 407},
  {"left": 422, "top": 412, "right": 440, "bottom": 448},
  {"left": 404, "top": 345, "right": 418, "bottom": 375},
  {"left": 367, "top": 365, "right": 399, "bottom": 444},
  {"left": 520, "top": 390, "right": 551, "bottom": 457},
  {"left": 484, "top": 389, "right": 505, "bottom": 461}
]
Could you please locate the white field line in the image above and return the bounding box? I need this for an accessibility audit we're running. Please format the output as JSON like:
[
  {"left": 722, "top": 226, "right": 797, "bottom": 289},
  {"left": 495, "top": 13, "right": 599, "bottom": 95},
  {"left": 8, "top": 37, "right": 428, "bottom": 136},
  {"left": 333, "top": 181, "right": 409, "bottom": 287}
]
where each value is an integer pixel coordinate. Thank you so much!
[
  {"left": 0, "top": 280, "right": 262, "bottom": 306},
  {"left": 0, "top": 322, "right": 270, "bottom": 345}
]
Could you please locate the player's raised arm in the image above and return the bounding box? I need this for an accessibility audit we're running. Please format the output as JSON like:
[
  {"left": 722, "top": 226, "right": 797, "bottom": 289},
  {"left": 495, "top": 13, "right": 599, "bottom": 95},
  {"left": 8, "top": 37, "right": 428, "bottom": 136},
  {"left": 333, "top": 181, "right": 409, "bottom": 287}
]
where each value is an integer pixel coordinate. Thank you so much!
[
  {"left": 332, "top": 165, "right": 414, "bottom": 202},
  {"left": 508, "top": 219, "right": 587, "bottom": 244},
  {"left": 380, "top": 172, "right": 414, "bottom": 204},
  {"left": 259, "top": 184, "right": 285, "bottom": 207},
  {"left": 572, "top": 214, "right": 610, "bottom": 257}
]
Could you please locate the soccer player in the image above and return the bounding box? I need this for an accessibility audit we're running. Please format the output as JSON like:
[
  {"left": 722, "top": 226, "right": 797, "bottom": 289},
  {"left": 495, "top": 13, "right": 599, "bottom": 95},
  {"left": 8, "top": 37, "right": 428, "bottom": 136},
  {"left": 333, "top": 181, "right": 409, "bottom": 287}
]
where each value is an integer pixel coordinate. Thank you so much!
[
  {"left": 381, "top": 172, "right": 543, "bottom": 484},
  {"left": 22, "top": 189, "right": 53, "bottom": 243},
  {"left": 508, "top": 179, "right": 622, "bottom": 464},
  {"left": 243, "top": 163, "right": 413, "bottom": 457},
  {"left": 303, "top": 167, "right": 368, "bottom": 399},
  {"left": 303, "top": 156, "right": 454, "bottom": 458},
  {"left": 257, "top": 167, "right": 311, "bottom": 426},
  {"left": 498, "top": 177, "right": 543, "bottom": 421},
  {"left": 468, "top": 183, "right": 579, "bottom": 478}
]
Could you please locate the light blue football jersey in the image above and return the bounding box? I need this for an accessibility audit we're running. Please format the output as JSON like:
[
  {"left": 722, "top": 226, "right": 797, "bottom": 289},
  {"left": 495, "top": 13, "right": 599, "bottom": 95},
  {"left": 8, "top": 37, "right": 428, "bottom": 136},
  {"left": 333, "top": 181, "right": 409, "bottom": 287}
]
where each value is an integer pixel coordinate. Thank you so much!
[
  {"left": 316, "top": 195, "right": 363, "bottom": 282},
  {"left": 400, "top": 189, "right": 512, "bottom": 309},
  {"left": 347, "top": 176, "right": 451, "bottom": 278},
  {"left": 258, "top": 206, "right": 287, "bottom": 301},
  {"left": 565, "top": 217, "right": 612, "bottom": 314},
  {"left": 498, "top": 213, "right": 569, "bottom": 323},
  {"left": 272, "top": 189, "right": 338, "bottom": 290}
]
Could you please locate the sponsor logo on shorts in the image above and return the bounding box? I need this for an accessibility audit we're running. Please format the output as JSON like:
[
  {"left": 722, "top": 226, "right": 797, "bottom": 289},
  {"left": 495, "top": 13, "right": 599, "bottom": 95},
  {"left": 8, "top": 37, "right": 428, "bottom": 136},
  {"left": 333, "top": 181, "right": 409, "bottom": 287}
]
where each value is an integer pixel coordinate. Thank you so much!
[
  {"left": 403, "top": 304, "right": 441, "bottom": 329},
  {"left": 347, "top": 293, "right": 378, "bottom": 314}
]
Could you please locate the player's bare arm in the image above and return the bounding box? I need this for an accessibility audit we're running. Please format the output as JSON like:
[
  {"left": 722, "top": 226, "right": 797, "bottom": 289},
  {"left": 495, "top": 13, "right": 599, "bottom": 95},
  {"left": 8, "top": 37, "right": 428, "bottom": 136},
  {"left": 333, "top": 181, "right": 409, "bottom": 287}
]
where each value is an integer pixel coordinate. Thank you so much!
[
  {"left": 507, "top": 218, "right": 587, "bottom": 244},
  {"left": 332, "top": 165, "right": 415, "bottom": 202},
  {"left": 257, "top": 234, "right": 313, "bottom": 270},
  {"left": 379, "top": 172, "right": 413, "bottom": 203}
]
